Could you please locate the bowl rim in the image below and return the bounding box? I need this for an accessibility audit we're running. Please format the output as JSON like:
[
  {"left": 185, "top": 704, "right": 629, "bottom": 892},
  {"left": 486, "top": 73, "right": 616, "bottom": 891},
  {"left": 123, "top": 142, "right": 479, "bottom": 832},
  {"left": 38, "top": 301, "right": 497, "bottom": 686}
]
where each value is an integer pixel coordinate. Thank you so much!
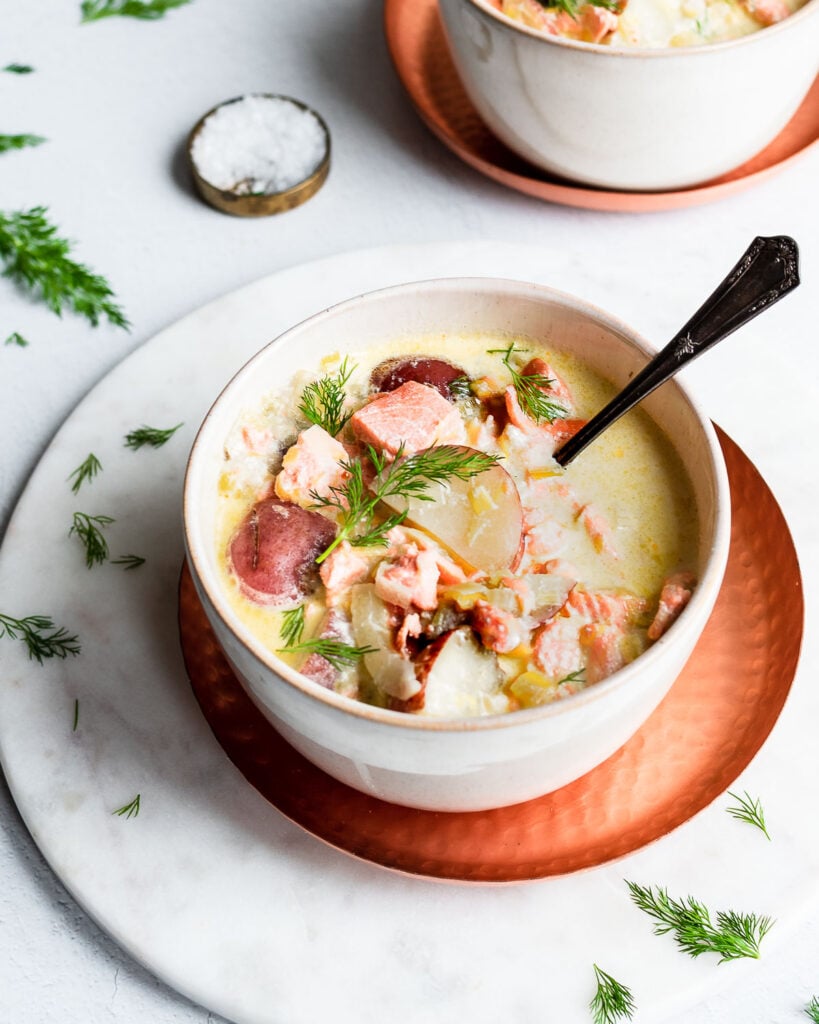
[
  {"left": 456, "top": 0, "right": 819, "bottom": 57},
  {"left": 183, "top": 276, "right": 731, "bottom": 735}
]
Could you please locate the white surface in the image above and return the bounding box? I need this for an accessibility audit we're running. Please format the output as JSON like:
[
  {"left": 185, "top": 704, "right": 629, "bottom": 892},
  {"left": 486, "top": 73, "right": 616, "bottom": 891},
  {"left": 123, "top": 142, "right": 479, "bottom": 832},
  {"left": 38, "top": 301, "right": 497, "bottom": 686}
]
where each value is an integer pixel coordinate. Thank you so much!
[{"left": 1, "top": 2, "right": 818, "bottom": 1022}]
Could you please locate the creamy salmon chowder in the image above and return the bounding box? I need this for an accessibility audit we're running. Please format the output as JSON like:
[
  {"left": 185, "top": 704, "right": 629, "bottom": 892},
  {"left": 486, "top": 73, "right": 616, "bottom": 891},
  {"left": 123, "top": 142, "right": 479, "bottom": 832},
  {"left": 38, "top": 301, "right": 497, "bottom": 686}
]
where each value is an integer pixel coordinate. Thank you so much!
[{"left": 216, "top": 334, "right": 698, "bottom": 717}]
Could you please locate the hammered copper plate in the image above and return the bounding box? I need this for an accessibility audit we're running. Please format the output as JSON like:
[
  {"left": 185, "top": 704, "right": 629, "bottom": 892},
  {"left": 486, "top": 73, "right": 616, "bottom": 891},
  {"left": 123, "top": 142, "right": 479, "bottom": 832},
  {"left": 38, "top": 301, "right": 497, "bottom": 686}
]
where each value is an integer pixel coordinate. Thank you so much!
[
  {"left": 179, "top": 429, "right": 802, "bottom": 882},
  {"left": 383, "top": 0, "right": 819, "bottom": 212}
]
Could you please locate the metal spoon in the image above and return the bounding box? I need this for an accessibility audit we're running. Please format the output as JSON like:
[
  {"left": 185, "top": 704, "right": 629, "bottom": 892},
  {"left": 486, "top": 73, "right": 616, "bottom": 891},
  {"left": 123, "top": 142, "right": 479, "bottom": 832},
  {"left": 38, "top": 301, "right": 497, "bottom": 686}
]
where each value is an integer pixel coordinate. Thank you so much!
[{"left": 553, "top": 236, "right": 800, "bottom": 468}]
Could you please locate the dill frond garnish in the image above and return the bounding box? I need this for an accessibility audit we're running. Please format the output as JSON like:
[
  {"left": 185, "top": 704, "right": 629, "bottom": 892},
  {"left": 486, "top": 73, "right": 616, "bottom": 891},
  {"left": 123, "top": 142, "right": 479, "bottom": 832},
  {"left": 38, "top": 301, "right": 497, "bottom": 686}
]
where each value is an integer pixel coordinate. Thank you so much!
[
  {"left": 0, "top": 613, "right": 81, "bottom": 663},
  {"left": 0, "top": 134, "right": 46, "bottom": 154},
  {"left": 557, "top": 668, "right": 586, "bottom": 685},
  {"left": 534, "top": 0, "right": 619, "bottom": 17},
  {"left": 805, "top": 996, "right": 819, "bottom": 1023},
  {"left": 68, "top": 453, "right": 102, "bottom": 494},
  {"left": 449, "top": 375, "right": 473, "bottom": 401},
  {"left": 4, "top": 64, "right": 35, "bottom": 74},
  {"left": 69, "top": 512, "right": 115, "bottom": 568},
  {"left": 124, "top": 422, "right": 183, "bottom": 449},
  {"left": 112, "top": 794, "right": 141, "bottom": 818},
  {"left": 726, "top": 790, "right": 770, "bottom": 840},
  {"left": 279, "top": 605, "right": 306, "bottom": 648},
  {"left": 81, "top": 0, "right": 194, "bottom": 21},
  {"left": 5, "top": 332, "right": 28, "bottom": 347},
  {"left": 311, "top": 443, "right": 502, "bottom": 563},
  {"left": 487, "top": 343, "right": 567, "bottom": 424},
  {"left": 590, "top": 965, "right": 636, "bottom": 1024},
  {"left": 72, "top": 699, "right": 80, "bottom": 731},
  {"left": 626, "top": 881, "right": 774, "bottom": 962},
  {"left": 278, "top": 637, "right": 377, "bottom": 671},
  {"left": 0, "top": 207, "right": 129, "bottom": 329},
  {"left": 298, "top": 357, "right": 355, "bottom": 437},
  {"left": 111, "top": 554, "right": 145, "bottom": 570}
]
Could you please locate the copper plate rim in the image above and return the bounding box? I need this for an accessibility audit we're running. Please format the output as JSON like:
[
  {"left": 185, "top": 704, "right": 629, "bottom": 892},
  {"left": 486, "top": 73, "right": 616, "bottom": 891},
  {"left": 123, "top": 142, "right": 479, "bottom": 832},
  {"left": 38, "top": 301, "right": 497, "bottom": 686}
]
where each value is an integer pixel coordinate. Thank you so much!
[
  {"left": 179, "top": 427, "right": 804, "bottom": 883},
  {"left": 383, "top": 0, "right": 819, "bottom": 213}
]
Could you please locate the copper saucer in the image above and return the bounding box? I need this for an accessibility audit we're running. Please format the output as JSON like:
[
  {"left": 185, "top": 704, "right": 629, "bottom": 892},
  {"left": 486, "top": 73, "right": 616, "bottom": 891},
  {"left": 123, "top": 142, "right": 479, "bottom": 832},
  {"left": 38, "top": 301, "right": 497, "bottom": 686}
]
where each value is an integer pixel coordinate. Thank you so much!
[
  {"left": 178, "top": 428, "right": 803, "bottom": 882},
  {"left": 383, "top": 0, "right": 819, "bottom": 213}
]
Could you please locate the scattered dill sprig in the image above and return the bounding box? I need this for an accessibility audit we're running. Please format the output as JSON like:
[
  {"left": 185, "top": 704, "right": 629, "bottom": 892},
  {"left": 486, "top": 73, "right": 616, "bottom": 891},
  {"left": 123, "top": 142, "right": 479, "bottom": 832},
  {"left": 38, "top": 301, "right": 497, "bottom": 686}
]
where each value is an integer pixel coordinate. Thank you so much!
[
  {"left": 590, "top": 965, "right": 636, "bottom": 1024},
  {"left": 72, "top": 699, "right": 80, "bottom": 732},
  {"left": 0, "top": 207, "right": 129, "bottom": 329},
  {"left": 449, "top": 375, "right": 473, "bottom": 401},
  {"left": 805, "top": 996, "right": 819, "bottom": 1023},
  {"left": 0, "top": 134, "right": 46, "bottom": 154},
  {"left": 626, "top": 881, "right": 774, "bottom": 963},
  {"left": 278, "top": 637, "right": 377, "bottom": 671},
  {"left": 112, "top": 794, "right": 140, "bottom": 818},
  {"left": 487, "top": 343, "right": 567, "bottom": 424},
  {"left": 726, "top": 790, "right": 770, "bottom": 840},
  {"left": 5, "top": 331, "right": 28, "bottom": 347},
  {"left": 3, "top": 64, "right": 35, "bottom": 74},
  {"left": 69, "top": 511, "right": 115, "bottom": 568},
  {"left": 81, "top": 0, "right": 194, "bottom": 21},
  {"left": 111, "top": 554, "right": 145, "bottom": 570},
  {"left": 279, "top": 605, "right": 306, "bottom": 648},
  {"left": 0, "top": 613, "right": 81, "bottom": 663},
  {"left": 124, "top": 422, "right": 183, "bottom": 449},
  {"left": 311, "top": 443, "right": 502, "bottom": 563},
  {"left": 68, "top": 453, "right": 102, "bottom": 494},
  {"left": 298, "top": 357, "right": 355, "bottom": 437}
]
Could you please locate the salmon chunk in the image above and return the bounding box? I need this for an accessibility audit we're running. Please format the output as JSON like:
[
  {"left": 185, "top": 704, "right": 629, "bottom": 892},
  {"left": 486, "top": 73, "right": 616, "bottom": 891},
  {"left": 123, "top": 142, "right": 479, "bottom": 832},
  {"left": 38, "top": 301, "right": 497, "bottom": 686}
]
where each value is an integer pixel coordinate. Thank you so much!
[
  {"left": 374, "top": 543, "right": 440, "bottom": 610},
  {"left": 648, "top": 571, "right": 696, "bottom": 640},
  {"left": 319, "top": 542, "right": 373, "bottom": 606},
  {"left": 579, "top": 3, "right": 620, "bottom": 40},
  {"left": 275, "top": 424, "right": 349, "bottom": 507},
  {"left": 350, "top": 380, "right": 465, "bottom": 456},
  {"left": 741, "top": 0, "right": 789, "bottom": 23}
]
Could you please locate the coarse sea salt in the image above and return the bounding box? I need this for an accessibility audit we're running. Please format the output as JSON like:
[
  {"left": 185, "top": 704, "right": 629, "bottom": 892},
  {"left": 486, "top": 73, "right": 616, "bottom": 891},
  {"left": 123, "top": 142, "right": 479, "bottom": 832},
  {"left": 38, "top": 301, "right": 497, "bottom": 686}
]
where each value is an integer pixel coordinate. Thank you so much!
[{"left": 191, "top": 95, "right": 327, "bottom": 196}]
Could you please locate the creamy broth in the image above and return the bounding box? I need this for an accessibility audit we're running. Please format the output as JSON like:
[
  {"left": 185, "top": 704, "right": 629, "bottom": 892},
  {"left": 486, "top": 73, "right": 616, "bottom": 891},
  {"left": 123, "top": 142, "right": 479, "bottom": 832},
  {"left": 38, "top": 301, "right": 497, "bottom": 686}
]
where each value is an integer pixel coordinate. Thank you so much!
[{"left": 216, "top": 333, "right": 698, "bottom": 716}]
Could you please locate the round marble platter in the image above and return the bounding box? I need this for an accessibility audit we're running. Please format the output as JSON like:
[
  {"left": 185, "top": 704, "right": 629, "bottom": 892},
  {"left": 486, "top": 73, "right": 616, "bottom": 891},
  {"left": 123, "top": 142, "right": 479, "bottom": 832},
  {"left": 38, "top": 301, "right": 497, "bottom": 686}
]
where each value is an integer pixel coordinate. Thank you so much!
[{"left": 0, "top": 242, "right": 816, "bottom": 1024}]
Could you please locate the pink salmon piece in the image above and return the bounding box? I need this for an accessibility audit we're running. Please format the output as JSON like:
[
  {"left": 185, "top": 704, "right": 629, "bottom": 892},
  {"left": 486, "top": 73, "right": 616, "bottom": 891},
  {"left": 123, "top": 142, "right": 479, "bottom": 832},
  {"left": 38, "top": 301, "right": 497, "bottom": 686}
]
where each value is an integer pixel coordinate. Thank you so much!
[
  {"left": 275, "top": 424, "right": 349, "bottom": 508},
  {"left": 648, "top": 571, "right": 697, "bottom": 640},
  {"left": 471, "top": 600, "right": 522, "bottom": 654},
  {"left": 374, "top": 543, "right": 440, "bottom": 611},
  {"left": 350, "top": 380, "right": 465, "bottom": 455},
  {"left": 319, "top": 542, "right": 373, "bottom": 607},
  {"left": 581, "top": 623, "right": 627, "bottom": 683}
]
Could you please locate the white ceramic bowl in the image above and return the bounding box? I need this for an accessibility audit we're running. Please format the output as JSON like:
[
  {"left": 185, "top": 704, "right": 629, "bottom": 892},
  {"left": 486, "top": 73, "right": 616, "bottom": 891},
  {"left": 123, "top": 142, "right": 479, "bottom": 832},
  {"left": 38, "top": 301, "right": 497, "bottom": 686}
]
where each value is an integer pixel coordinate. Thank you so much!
[
  {"left": 438, "top": 0, "right": 819, "bottom": 190},
  {"left": 183, "top": 279, "right": 731, "bottom": 812}
]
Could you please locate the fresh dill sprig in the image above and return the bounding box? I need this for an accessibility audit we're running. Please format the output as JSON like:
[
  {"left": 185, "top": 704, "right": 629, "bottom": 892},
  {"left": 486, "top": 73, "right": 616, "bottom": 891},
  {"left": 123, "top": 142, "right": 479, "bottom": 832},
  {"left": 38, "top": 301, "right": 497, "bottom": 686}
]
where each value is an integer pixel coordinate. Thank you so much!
[
  {"left": 112, "top": 794, "right": 141, "bottom": 818},
  {"left": 69, "top": 511, "right": 115, "bottom": 568},
  {"left": 449, "top": 375, "right": 473, "bottom": 401},
  {"left": 280, "top": 605, "right": 306, "bottom": 648},
  {"left": 81, "top": 0, "right": 194, "bottom": 21},
  {"left": 311, "top": 443, "right": 502, "bottom": 563},
  {"left": 0, "top": 613, "right": 81, "bottom": 663},
  {"left": 726, "top": 790, "right": 770, "bottom": 840},
  {"left": 68, "top": 453, "right": 102, "bottom": 494},
  {"left": 124, "top": 422, "right": 183, "bottom": 449},
  {"left": 0, "top": 134, "right": 46, "bottom": 154},
  {"left": 590, "top": 965, "right": 636, "bottom": 1024},
  {"left": 534, "top": 0, "right": 619, "bottom": 16},
  {"left": 626, "top": 881, "right": 774, "bottom": 963},
  {"left": 0, "top": 207, "right": 129, "bottom": 329},
  {"left": 4, "top": 64, "right": 35, "bottom": 74},
  {"left": 488, "top": 344, "right": 567, "bottom": 424},
  {"left": 298, "top": 357, "right": 355, "bottom": 437},
  {"left": 805, "top": 996, "right": 819, "bottom": 1023},
  {"left": 111, "top": 554, "right": 145, "bottom": 570},
  {"left": 5, "top": 331, "right": 28, "bottom": 347},
  {"left": 558, "top": 668, "right": 586, "bottom": 685},
  {"left": 278, "top": 637, "right": 377, "bottom": 671},
  {"left": 72, "top": 699, "right": 80, "bottom": 732}
]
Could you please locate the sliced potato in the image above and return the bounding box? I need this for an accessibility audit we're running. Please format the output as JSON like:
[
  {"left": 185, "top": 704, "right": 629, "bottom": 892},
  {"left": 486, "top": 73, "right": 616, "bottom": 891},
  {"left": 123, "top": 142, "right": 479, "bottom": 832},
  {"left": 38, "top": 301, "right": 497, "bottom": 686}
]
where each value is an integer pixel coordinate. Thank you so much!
[
  {"left": 414, "top": 627, "right": 508, "bottom": 717},
  {"left": 349, "top": 583, "right": 420, "bottom": 701}
]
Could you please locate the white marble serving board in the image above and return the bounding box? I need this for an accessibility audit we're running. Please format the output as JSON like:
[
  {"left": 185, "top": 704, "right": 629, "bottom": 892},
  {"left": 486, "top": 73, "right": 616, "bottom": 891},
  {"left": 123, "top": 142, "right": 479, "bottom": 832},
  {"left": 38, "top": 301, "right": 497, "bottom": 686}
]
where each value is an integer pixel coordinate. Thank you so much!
[{"left": 0, "top": 242, "right": 816, "bottom": 1024}]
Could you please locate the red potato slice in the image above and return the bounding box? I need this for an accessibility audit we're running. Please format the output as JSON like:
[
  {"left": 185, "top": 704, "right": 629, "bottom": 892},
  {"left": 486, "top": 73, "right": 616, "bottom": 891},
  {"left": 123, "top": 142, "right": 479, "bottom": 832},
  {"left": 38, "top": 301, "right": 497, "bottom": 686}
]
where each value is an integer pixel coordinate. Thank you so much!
[
  {"left": 229, "top": 497, "right": 336, "bottom": 608},
  {"left": 370, "top": 357, "right": 465, "bottom": 400},
  {"left": 408, "top": 627, "right": 508, "bottom": 716},
  {"left": 349, "top": 583, "right": 421, "bottom": 701},
  {"left": 379, "top": 447, "right": 524, "bottom": 576}
]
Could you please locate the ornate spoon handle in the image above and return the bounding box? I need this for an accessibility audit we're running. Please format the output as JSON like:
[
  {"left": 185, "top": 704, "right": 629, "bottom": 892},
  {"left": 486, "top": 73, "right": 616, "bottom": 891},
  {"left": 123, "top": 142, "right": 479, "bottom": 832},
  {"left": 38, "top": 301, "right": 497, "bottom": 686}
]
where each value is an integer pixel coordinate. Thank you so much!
[{"left": 554, "top": 236, "right": 800, "bottom": 468}]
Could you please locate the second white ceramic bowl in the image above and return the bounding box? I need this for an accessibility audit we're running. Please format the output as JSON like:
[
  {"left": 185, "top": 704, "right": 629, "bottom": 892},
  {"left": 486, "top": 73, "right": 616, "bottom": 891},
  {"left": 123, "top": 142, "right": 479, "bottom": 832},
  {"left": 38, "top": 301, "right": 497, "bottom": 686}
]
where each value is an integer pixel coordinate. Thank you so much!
[
  {"left": 184, "top": 278, "right": 731, "bottom": 811},
  {"left": 438, "top": 0, "right": 819, "bottom": 191}
]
